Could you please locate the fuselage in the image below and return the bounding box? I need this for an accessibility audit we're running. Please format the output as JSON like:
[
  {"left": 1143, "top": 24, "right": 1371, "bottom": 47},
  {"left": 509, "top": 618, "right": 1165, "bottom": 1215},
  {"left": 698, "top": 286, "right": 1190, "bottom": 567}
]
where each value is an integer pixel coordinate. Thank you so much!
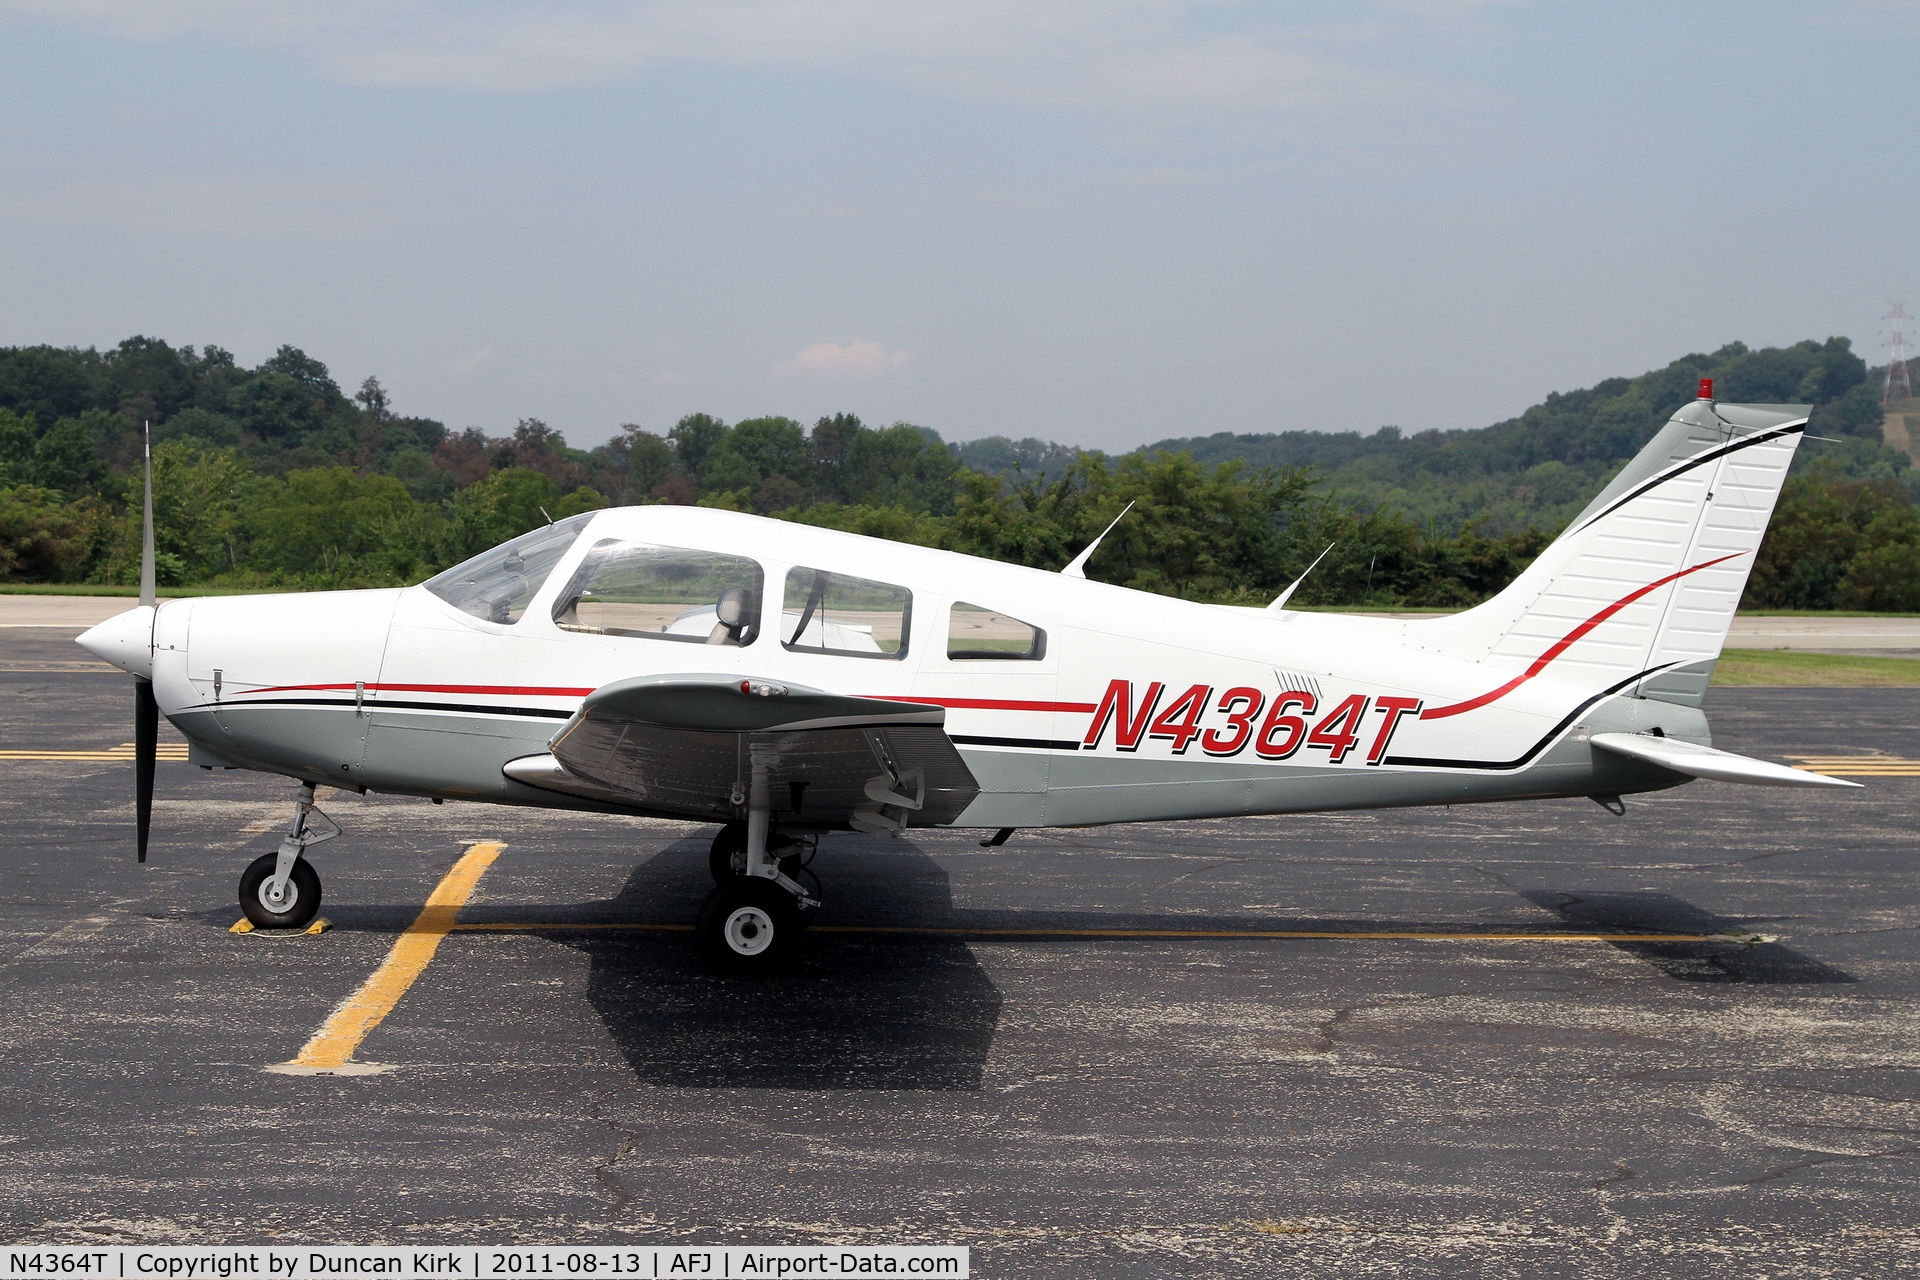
[{"left": 88, "top": 505, "right": 1691, "bottom": 827}]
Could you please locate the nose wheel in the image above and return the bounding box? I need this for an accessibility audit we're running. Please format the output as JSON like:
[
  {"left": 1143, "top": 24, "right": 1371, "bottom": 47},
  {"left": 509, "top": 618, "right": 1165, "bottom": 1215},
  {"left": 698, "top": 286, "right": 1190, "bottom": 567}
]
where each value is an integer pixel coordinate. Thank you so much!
[
  {"left": 238, "top": 852, "right": 323, "bottom": 929},
  {"left": 237, "top": 782, "right": 338, "bottom": 930}
]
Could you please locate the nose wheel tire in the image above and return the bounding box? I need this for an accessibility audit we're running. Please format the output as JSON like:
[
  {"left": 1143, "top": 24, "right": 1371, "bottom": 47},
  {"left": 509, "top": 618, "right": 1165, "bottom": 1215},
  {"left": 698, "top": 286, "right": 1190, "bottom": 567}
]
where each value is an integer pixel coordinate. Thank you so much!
[
  {"left": 238, "top": 852, "right": 323, "bottom": 930},
  {"left": 697, "top": 878, "right": 801, "bottom": 975}
]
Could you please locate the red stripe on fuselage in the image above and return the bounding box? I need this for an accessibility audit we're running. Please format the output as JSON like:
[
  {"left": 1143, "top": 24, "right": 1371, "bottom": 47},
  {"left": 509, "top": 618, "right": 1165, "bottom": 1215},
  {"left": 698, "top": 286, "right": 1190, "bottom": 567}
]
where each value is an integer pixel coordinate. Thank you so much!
[{"left": 1419, "top": 552, "right": 1744, "bottom": 721}]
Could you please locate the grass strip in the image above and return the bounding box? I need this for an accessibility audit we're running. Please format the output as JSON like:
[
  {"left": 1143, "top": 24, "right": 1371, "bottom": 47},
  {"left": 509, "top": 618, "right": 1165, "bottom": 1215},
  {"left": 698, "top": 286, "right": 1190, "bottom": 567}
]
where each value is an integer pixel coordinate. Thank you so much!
[
  {"left": 1712, "top": 648, "right": 1920, "bottom": 686},
  {"left": 0, "top": 583, "right": 296, "bottom": 597}
]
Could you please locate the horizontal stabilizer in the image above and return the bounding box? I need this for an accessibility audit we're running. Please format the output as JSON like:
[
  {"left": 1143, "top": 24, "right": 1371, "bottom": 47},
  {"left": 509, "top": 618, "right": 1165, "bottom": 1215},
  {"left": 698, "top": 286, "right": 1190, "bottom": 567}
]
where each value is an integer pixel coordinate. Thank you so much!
[{"left": 1590, "top": 732, "right": 1860, "bottom": 789}]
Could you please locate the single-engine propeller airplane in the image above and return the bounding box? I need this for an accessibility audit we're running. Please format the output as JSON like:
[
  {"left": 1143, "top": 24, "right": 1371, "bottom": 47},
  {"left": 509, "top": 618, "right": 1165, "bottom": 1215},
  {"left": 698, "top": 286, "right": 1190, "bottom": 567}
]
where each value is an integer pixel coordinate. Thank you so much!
[{"left": 79, "top": 381, "right": 1858, "bottom": 972}]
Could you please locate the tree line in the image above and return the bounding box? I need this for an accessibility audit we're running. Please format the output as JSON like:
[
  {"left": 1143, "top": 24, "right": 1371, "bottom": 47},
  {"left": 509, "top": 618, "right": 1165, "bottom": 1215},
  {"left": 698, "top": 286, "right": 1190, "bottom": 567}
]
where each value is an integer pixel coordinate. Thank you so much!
[{"left": 0, "top": 334, "right": 1914, "bottom": 609}]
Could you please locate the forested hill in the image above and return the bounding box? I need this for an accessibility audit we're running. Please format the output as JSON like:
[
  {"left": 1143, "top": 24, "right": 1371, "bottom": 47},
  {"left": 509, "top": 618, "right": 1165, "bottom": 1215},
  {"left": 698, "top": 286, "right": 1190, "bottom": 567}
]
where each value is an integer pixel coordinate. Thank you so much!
[
  {"left": 0, "top": 333, "right": 1915, "bottom": 610},
  {"left": 1124, "top": 339, "right": 1908, "bottom": 535}
]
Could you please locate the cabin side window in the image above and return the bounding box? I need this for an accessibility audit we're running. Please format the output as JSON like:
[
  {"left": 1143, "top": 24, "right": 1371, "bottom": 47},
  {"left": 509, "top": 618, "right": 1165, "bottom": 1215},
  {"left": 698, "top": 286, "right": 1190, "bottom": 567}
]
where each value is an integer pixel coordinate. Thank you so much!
[
  {"left": 552, "top": 540, "right": 764, "bottom": 645},
  {"left": 423, "top": 513, "right": 596, "bottom": 625},
  {"left": 781, "top": 567, "right": 911, "bottom": 659},
  {"left": 946, "top": 602, "right": 1046, "bottom": 660}
]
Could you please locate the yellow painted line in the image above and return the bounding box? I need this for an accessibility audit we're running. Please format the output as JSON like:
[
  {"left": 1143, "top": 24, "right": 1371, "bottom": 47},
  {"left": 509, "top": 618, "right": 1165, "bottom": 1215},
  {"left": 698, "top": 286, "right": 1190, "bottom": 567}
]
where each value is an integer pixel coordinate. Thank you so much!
[
  {"left": 1788, "top": 755, "right": 1920, "bottom": 776},
  {"left": 0, "top": 744, "right": 190, "bottom": 760},
  {"left": 0, "top": 755, "right": 190, "bottom": 762},
  {"left": 451, "top": 921, "right": 1707, "bottom": 943},
  {"left": 272, "top": 842, "right": 504, "bottom": 1074},
  {"left": 453, "top": 921, "right": 692, "bottom": 932}
]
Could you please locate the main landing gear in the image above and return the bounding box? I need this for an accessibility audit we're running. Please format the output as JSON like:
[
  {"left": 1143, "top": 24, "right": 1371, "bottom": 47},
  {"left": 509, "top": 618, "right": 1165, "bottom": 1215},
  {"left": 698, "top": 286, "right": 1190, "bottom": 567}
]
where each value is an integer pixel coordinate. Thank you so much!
[
  {"left": 697, "top": 744, "right": 821, "bottom": 976},
  {"left": 238, "top": 783, "right": 338, "bottom": 930}
]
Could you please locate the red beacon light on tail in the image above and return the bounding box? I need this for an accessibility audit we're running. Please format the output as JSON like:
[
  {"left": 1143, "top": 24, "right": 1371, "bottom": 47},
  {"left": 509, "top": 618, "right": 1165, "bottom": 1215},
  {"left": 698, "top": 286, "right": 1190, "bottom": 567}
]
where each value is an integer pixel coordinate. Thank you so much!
[{"left": 1698, "top": 378, "right": 1714, "bottom": 400}]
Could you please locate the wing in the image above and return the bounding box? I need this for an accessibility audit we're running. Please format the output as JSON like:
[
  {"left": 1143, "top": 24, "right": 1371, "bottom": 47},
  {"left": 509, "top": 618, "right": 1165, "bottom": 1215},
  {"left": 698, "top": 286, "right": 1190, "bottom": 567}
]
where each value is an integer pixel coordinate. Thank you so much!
[{"left": 503, "top": 673, "right": 981, "bottom": 830}]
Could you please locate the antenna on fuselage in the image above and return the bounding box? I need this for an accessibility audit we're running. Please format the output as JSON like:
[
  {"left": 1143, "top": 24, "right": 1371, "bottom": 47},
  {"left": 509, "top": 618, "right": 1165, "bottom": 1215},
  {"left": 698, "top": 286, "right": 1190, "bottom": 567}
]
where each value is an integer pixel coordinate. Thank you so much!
[
  {"left": 1061, "top": 501, "right": 1134, "bottom": 579},
  {"left": 1266, "top": 542, "right": 1334, "bottom": 613}
]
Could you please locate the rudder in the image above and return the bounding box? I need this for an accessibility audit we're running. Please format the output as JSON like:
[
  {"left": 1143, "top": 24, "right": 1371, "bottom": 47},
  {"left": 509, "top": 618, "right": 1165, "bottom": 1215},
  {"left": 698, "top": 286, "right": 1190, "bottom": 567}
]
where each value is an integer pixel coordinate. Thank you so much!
[{"left": 1422, "top": 390, "right": 1809, "bottom": 709}]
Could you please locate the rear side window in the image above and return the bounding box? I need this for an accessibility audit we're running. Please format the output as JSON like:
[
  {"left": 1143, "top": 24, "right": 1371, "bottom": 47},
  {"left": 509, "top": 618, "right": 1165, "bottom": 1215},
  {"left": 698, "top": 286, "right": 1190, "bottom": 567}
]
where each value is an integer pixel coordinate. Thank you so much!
[
  {"left": 552, "top": 541, "right": 763, "bottom": 645},
  {"left": 423, "top": 514, "right": 595, "bottom": 625},
  {"left": 947, "top": 602, "right": 1046, "bottom": 660},
  {"left": 781, "top": 567, "right": 911, "bottom": 659}
]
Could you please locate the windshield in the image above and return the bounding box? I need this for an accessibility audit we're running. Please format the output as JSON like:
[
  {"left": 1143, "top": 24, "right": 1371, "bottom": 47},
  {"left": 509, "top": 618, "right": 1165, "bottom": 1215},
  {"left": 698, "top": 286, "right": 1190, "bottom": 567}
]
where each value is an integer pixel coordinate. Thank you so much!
[{"left": 423, "top": 513, "right": 596, "bottom": 624}]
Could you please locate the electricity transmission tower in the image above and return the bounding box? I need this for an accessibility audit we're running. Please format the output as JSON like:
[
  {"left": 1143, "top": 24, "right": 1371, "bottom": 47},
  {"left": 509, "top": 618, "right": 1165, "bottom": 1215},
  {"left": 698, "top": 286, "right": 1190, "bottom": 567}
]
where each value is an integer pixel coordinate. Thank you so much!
[{"left": 1884, "top": 301, "right": 1914, "bottom": 403}]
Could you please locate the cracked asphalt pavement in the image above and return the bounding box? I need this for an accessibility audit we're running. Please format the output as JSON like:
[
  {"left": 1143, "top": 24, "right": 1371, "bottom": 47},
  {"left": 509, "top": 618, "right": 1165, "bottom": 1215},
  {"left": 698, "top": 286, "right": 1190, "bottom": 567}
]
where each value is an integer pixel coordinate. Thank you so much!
[{"left": 3, "top": 631, "right": 1918, "bottom": 1277}]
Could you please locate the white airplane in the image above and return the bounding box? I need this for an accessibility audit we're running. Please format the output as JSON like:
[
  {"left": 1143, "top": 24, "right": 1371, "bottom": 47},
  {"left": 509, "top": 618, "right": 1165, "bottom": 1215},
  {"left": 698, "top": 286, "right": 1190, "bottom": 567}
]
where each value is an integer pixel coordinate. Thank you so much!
[{"left": 79, "top": 381, "right": 1857, "bottom": 972}]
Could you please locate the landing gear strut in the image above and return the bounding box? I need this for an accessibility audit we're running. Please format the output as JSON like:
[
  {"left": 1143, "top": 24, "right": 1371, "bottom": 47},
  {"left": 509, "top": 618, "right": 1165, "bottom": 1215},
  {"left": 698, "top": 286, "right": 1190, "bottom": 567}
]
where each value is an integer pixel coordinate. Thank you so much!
[
  {"left": 237, "top": 783, "right": 338, "bottom": 929},
  {"left": 697, "top": 744, "right": 819, "bottom": 975},
  {"left": 707, "top": 823, "right": 807, "bottom": 885}
]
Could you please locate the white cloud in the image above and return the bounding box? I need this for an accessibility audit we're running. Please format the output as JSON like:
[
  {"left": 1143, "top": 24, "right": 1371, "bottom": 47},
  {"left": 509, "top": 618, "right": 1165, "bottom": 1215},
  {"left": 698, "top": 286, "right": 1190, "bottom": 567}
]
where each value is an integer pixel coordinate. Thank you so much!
[
  {"left": 771, "top": 339, "right": 915, "bottom": 379},
  {"left": 452, "top": 347, "right": 494, "bottom": 374},
  {"left": 0, "top": 1, "right": 1490, "bottom": 118}
]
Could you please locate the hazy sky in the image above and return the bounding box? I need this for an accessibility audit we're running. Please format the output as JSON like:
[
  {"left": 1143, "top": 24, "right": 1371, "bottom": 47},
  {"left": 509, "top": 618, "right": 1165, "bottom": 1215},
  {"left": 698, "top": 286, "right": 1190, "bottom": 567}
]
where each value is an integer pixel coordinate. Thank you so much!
[{"left": 1, "top": 2, "right": 1913, "bottom": 451}]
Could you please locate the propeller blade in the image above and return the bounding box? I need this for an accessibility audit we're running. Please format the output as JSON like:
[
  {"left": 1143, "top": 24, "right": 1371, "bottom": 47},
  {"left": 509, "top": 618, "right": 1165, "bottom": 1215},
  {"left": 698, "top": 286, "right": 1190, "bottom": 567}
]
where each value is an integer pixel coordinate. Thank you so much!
[
  {"left": 135, "top": 677, "right": 157, "bottom": 863},
  {"left": 139, "top": 419, "right": 156, "bottom": 609},
  {"left": 135, "top": 418, "right": 158, "bottom": 863}
]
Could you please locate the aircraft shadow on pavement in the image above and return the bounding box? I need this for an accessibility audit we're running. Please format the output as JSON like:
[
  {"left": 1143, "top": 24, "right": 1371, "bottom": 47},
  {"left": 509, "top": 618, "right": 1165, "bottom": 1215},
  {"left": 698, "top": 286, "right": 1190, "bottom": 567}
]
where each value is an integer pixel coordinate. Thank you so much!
[
  {"left": 564, "top": 835, "right": 1005, "bottom": 1091},
  {"left": 1520, "top": 889, "right": 1855, "bottom": 985}
]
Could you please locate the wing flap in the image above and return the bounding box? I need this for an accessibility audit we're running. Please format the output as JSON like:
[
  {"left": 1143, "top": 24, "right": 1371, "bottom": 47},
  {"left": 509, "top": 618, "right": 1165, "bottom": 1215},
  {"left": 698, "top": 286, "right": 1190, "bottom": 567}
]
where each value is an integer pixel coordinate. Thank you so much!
[{"left": 1590, "top": 732, "right": 1861, "bottom": 789}]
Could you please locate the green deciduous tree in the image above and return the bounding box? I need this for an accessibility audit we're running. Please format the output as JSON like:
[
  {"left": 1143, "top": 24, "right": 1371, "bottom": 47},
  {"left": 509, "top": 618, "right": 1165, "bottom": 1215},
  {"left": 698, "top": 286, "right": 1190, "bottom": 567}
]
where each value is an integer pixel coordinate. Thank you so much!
[
  {"left": 241, "top": 468, "right": 425, "bottom": 582},
  {"left": 669, "top": 413, "right": 728, "bottom": 483},
  {"left": 33, "top": 417, "right": 108, "bottom": 499},
  {"left": 0, "top": 485, "right": 101, "bottom": 581}
]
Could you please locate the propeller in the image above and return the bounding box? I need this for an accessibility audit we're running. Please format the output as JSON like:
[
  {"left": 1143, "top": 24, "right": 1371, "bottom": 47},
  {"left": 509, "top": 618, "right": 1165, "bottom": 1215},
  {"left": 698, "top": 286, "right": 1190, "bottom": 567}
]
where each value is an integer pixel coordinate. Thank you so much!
[
  {"left": 135, "top": 420, "right": 157, "bottom": 862},
  {"left": 135, "top": 677, "right": 156, "bottom": 862}
]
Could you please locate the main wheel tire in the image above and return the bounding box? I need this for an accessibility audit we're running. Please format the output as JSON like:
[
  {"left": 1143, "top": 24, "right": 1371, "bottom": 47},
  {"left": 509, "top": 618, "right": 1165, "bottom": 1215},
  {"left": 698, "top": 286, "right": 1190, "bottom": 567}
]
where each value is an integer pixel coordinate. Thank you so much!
[
  {"left": 238, "top": 852, "right": 322, "bottom": 930},
  {"left": 696, "top": 878, "right": 801, "bottom": 976},
  {"left": 708, "top": 825, "right": 803, "bottom": 884},
  {"left": 708, "top": 823, "right": 747, "bottom": 883}
]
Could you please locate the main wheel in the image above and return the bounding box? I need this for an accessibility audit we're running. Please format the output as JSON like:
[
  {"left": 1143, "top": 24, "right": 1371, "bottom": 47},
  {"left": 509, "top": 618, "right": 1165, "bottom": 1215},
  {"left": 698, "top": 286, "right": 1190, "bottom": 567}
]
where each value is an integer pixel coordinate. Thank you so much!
[
  {"left": 238, "top": 852, "right": 322, "bottom": 930},
  {"left": 696, "top": 878, "right": 801, "bottom": 976},
  {"left": 708, "top": 823, "right": 747, "bottom": 883}
]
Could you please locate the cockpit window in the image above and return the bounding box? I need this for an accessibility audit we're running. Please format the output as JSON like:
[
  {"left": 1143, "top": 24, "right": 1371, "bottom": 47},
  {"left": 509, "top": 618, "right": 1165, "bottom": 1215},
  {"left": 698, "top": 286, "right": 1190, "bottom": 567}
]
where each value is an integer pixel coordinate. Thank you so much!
[
  {"left": 947, "top": 602, "right": 1046, "bottom": 660},
  {"left": 552, "top": 540, "right": 763, "bottom": 646},
  {"left": 781, "top": 567, "right": 911, "bottom": 659},
  {"left": 423, "top": 514, "right": 595, "bottom": 625}
]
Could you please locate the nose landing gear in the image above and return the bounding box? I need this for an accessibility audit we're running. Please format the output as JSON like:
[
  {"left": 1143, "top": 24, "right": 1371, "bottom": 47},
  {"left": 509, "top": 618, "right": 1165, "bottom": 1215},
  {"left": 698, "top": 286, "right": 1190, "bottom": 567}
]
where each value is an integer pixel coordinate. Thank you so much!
[{"left": 237, "top": 783, "right": 338, "bottom": 930}]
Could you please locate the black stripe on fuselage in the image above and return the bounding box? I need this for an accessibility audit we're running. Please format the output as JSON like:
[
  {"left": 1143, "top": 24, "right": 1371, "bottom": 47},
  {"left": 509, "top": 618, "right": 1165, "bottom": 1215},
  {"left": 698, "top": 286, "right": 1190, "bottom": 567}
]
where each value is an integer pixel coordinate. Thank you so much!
[
  {"left": 952, "top": 734, "right": 1083, "bottom": 751},
  {"left": 182, "top": 697, "right": 575, "bottom": 720},
  {"left": 1570, "top": 422, "right": 1805, "bottom": 536},
  {"left": 1382, "top": 664, "right": 1675, "bottom": 771}
]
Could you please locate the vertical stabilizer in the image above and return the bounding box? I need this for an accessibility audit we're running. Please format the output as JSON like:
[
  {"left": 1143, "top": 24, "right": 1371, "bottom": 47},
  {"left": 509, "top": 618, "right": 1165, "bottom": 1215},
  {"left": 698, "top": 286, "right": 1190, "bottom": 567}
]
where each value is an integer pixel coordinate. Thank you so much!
[{"left": 1421, "top": 394, "right": 1807, "bottom": 710}]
